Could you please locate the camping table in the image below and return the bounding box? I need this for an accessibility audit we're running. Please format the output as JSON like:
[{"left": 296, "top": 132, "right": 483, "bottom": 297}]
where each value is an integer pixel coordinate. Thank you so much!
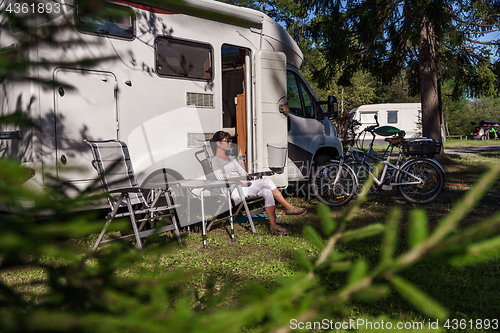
[{"left": 145, "top": 178, "right": 246, "bottom": 249}]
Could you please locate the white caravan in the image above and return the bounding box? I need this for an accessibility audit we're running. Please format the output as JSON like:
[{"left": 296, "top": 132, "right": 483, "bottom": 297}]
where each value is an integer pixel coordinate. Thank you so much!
[
  {"left": 0, "top": 0, "right": 341, "bottom": 201},
  {"left": 349, "top": 103, "right": 422, "bottom": 138}
]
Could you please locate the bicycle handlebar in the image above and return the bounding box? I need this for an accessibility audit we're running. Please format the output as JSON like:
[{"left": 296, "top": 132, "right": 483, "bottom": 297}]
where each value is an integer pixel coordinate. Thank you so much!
[
  {"left": 362, "top": 114, "right": 380, "bottom": 133},
  {"left": 363, "top": 125, "right": 378, "bottom": 132},
  {"left": 345, "top": 116, "right": 379, "bottom": 149},
  {"left": 347, "top": 117, "right": 380, "bottom": 134},
  {"left": 351, "top": 119, "right": 362, "bottom": 127}
]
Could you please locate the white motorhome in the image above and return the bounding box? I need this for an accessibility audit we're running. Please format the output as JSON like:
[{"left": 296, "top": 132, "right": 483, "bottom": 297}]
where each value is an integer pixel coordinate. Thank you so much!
[
  {"left": 0, "top": 0, "right": 341, "bottom": 201},
  {"left": 350, "top": 103, "right": 422, "bottom": 138}
]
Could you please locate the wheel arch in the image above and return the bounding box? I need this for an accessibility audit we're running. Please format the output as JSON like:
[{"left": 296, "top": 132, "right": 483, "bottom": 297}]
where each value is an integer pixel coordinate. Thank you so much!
[{"left": 310, "top": 146, "right": 341, "bottom": 177}]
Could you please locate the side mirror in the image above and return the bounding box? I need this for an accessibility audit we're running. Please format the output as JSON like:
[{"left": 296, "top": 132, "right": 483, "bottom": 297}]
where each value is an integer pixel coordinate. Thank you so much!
[
  {"left": 279, "top": 103, "right": 290, "bottom": 115},
  {"left": 327, "top": 96, "right": 338, "bottom": 119},
  {"left": 317, "top": 96, "right": 338, "bottom": 120}
]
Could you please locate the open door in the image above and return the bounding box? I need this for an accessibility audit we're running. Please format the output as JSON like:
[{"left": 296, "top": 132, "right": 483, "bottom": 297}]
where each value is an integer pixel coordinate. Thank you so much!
[
  {"left": 254, "top": 50, "right": 288, "bottom": 188},
  {"left": 221, "top": 45, "right": 248, "bottom": 169}
]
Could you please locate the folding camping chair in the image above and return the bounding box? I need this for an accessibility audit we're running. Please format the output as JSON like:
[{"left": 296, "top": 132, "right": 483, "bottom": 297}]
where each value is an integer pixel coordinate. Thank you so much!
[
  {"left": 196, "top": 139, "right": 273, "bottom": 234},
  {"left": 85, "top": 139, "right": 182, "bottom": 251}
]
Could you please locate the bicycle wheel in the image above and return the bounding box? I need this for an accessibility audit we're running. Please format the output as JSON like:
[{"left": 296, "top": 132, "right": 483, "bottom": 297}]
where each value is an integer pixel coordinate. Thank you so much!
[
  {"left": 311, "top": 161, "right": 358, "bottom": 206},
  {"left": 345, "top": 158, "right": 374, "bottom": 195},
  {"left": 396, "top": 158, "right": 445, "bottom": 204}
]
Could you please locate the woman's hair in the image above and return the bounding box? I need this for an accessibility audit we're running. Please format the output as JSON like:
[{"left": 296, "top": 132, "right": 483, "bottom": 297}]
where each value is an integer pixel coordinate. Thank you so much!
[{"left": 211, "top": 130, "right": 231, "bottom": 143}]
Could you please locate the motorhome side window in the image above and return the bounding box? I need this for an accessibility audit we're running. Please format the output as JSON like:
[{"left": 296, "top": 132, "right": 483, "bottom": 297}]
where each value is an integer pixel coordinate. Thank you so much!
[
  {"left": 387, "top": 111, "right": 398, "bottom": 124},
  {"left": 286, "top": 71, "right": 315, "bottom": 118},
  {"left": 360, "top": 112, "right": 377, "bottom": 124},
  {"left": 76, "top": 2, "right": 135, "bottom": 39},
  {"left": 156, "top": 37, "right": 213, "bottom": 80}
]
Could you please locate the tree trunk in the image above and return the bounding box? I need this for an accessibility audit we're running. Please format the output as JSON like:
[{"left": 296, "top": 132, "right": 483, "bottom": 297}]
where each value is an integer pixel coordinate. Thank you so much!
[{"left": 419, "top": 14, "right": 442, "bottom": 142}]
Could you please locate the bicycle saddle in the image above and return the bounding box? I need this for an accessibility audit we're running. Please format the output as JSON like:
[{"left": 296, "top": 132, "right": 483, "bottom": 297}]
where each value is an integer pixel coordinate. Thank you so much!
[{"left": 384, "top": 137, "right": 405, "bottom": 146}]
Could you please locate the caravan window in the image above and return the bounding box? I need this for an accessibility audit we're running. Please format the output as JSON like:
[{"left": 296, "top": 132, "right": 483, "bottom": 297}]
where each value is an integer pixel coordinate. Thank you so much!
[
  {"left": 77, "top": 2, "right": 135, "bottom": 39},
  {"left": 360, "top": 112, "right": 377, "bottom": 124},
  {"left": 156, "top": 37, "right": 213, "bottom": 80},
  {"left": 387, "top": 111, "right": 398, "bottom": 124}
]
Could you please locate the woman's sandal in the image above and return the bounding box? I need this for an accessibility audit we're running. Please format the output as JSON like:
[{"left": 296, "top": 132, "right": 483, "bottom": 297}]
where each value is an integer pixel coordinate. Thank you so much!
[
  {"left": 286, "top": 205, "right": 307, "bottom": 216},
  {"left": 271, "top": 225, "right": 288, "bottom": 235}
]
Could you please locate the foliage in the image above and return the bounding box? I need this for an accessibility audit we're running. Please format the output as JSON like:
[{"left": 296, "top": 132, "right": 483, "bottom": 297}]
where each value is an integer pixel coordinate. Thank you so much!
[{"left": 303, "top": 0, "right": 500, "bottom": 97}]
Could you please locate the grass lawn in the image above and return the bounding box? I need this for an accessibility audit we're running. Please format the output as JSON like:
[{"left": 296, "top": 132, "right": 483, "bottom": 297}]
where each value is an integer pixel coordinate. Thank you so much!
[
  {"left": 1, "top": 150, "right": 500, "bottom": 331},
  {"left": 365, "top": 138, "right": 500, "bottom": 153},
  {"left": 444, "top": 139, "right": 500, "bottom": 148}
]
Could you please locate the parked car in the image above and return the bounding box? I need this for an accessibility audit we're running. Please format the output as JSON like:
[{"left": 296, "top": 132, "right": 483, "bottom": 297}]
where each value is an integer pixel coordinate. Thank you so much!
[{"left": 470, "top": 120, "right": 500, "bottom": 140}]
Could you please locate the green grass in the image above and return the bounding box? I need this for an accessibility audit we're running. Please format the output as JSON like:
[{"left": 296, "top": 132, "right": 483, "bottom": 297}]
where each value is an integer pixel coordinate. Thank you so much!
[
  {"left": 1, "top": 151, "right": 500, "bottom": 331},
  {"left": 444, "top": 139, "right": 500, "bottom": 148},
  {"left": 367, "top": 138, "right": 500, "bottom": 153}
]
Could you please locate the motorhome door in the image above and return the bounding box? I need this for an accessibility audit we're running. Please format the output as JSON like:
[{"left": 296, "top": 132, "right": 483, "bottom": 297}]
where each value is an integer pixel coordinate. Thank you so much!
[
  {"left": 254, "top": 50, "right": 288, "bottom": 187},
  {"left": 54, "top": 69, "right": 117, "bottom": 182}
]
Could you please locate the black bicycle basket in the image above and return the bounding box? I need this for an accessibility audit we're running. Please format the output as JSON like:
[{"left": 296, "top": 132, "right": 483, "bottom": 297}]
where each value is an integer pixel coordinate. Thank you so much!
[{"left": 402, "top": 138, "right": 441, "bottom": 156}]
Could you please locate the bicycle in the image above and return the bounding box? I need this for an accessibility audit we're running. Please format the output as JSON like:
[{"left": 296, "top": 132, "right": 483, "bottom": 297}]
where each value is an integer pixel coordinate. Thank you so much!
[{"left": 311, "top": 115, "right": 445, "bottom": 206}]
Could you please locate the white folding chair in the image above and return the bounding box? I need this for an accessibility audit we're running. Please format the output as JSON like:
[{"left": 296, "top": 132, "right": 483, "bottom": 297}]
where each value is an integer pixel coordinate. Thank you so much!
[
  {"left": 196, "top": 139, "right": 273, "bottom": 234},
  {"left": 85, "top": 140, "right": 182, "bottom": 250}
]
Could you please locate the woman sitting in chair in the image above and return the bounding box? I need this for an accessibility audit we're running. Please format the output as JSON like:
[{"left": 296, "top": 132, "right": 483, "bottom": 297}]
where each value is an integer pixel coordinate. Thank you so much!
[{"left": 211, "top": 131, "right": 306, "bottom": 235}]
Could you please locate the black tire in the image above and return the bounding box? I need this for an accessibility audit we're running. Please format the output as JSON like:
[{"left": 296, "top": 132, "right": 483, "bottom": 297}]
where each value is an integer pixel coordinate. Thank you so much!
[
  {"left": 308, "top": 154, "right": 334, "bottom": 196},
  {"left": 396, "top": 159, "right": 445, "bottom": 204},
  {"left": 311, "top": 155, "right": 333, "bottom": 177},
  {"left": 311, "top": 161, "right": 358, "bottom": 206}
]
